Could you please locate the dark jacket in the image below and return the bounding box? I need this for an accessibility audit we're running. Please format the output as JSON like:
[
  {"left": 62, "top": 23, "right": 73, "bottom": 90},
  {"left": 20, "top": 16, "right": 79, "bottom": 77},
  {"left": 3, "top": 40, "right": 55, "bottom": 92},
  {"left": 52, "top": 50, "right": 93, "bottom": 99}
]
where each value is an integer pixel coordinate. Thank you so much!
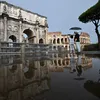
[{"left": 74, "top": 33, "right": 80, "bottom": 42}]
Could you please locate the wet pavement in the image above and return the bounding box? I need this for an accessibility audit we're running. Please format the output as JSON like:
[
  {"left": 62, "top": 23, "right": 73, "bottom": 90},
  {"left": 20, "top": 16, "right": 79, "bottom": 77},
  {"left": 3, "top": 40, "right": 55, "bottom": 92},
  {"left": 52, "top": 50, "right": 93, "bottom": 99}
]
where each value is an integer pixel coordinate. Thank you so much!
[{"left": 0, "top": 53, "right": 100, "bottom": 100}]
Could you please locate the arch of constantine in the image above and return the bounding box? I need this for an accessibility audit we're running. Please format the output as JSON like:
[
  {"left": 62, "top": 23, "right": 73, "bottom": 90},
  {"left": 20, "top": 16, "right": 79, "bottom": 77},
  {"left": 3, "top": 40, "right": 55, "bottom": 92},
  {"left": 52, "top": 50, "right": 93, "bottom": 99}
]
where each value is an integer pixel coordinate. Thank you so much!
[{"left": 0, "top": 1, "right": 48, "bottom": 44}]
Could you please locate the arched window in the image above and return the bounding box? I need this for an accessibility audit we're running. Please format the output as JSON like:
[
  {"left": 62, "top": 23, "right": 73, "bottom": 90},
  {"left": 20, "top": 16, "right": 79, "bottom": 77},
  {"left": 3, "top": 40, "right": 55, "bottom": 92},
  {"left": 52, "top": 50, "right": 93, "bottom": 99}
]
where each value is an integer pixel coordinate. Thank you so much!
[
  {"left": 57, "top": 38, "right": 60, "bottom": 44},
  {"left": 65, "top": 38, "right": 67, "bottom": 43},
  {"left": 53, "top": 39, "right": 56, "bottom": 44},
  {"left": 61, "top": 38, "right": 63, "bottom": 44}
]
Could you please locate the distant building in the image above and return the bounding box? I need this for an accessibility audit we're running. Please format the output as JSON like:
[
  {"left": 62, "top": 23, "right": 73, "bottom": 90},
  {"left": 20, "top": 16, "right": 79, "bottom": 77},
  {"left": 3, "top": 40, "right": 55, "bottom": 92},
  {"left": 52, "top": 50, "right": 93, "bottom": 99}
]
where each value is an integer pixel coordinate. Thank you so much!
[
  {"left": 47, "top": 32, "right": 91, "bottom": 51},
  {"left": 80, "top": 32, "right": 91, "bottom": 50},
  {"left": 47, "top": 32, "right": 70, "bottom": 51}
]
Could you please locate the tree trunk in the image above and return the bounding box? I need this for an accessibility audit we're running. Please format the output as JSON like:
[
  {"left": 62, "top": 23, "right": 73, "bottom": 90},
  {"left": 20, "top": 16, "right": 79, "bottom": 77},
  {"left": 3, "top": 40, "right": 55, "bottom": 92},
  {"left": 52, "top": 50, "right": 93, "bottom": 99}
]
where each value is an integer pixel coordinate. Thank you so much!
[
  {"left": 98, "top": 35, "right": 100, "bottom": 50},
  {"left": 95, "top": 25, "right": 100, "bottom": 50}
]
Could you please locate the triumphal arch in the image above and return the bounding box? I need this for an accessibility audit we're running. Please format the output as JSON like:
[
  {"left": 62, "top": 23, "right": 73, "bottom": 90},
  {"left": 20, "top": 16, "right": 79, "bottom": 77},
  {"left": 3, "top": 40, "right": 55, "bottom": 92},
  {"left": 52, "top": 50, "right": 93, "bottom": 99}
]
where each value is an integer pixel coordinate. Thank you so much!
[{"left": 0, "top": 1, "right": 48, "bottom": 44}]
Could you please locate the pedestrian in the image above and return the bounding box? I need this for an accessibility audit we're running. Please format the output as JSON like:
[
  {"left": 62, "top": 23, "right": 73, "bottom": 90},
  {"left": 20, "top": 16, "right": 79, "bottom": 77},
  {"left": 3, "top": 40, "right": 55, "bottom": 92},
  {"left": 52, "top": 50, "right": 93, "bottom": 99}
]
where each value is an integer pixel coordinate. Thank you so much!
[
  {"left": 68, "top": 35, "right": 75, "bottom": 54},
  {"left": 74, "top": 32, "right": 81, "bottom": 53}
]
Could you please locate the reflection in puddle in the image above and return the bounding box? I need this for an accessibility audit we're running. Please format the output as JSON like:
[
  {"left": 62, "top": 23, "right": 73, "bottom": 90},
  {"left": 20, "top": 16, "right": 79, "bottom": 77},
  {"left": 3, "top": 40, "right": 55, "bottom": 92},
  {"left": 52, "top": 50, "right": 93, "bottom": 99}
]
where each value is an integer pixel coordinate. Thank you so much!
[
  {"left": 0, "top": 55, "right": 50, "bottom": 100},
  {"left": 0, "top": 53, "right": 100, "bottom": 100}
]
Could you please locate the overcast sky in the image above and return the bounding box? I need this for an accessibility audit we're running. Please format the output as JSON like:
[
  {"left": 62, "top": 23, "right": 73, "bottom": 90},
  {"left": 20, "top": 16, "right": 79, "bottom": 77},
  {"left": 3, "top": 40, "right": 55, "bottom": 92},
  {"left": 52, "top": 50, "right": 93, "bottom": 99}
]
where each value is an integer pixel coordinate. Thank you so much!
[{"left": 5, "top": 0, "right": 99, "bottom": 43}]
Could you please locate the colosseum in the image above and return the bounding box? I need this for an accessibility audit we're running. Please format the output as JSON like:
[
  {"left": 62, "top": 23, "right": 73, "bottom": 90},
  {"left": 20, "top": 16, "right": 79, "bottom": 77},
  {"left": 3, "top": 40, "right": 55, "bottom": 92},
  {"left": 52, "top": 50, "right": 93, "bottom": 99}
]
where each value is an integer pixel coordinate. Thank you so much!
[{"left": 47, "top": 32, "right": 91, "bottom": 51}]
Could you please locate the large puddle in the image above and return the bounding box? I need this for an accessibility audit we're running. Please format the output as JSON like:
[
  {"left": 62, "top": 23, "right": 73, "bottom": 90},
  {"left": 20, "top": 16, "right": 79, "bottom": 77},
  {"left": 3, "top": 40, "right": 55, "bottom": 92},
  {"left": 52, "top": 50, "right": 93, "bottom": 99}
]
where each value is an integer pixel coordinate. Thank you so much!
[{"left": 0, "top": 53, "right": 100, "bottom": 100}]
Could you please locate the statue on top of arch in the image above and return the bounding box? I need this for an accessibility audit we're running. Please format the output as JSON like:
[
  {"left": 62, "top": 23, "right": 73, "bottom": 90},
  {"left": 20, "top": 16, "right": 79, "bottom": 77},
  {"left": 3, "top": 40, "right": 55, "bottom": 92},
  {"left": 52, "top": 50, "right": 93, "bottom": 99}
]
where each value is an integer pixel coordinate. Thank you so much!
[
  {"left": 18, "top": 9, "right": 22, "bottom": 19},
  {"left": 3, "top": 5, "right": 7, "bottom": 14}
]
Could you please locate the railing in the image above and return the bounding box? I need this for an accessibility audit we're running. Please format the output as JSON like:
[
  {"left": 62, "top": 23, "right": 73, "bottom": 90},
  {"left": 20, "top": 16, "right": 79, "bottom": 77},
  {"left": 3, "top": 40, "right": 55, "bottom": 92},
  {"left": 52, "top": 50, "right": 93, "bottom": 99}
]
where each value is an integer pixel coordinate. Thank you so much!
[{"left": 0, "top": 42, "right": 51, "bottom": 54}]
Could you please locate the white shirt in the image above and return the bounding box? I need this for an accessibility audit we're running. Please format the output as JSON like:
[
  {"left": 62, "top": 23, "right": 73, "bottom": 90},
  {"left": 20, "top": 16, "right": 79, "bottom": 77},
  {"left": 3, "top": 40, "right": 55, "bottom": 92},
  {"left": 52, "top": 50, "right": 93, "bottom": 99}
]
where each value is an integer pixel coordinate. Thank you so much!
[{"left": 69, "top": 38, "right": 74, "bottom": 44}]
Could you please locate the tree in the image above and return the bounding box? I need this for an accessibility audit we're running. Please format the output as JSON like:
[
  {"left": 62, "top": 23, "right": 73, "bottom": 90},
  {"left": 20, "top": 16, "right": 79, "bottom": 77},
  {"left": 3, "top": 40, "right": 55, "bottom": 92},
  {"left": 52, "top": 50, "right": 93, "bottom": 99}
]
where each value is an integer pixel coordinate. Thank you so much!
[{"left": 78, "top": 0, "right": 100, "bottom": 49}]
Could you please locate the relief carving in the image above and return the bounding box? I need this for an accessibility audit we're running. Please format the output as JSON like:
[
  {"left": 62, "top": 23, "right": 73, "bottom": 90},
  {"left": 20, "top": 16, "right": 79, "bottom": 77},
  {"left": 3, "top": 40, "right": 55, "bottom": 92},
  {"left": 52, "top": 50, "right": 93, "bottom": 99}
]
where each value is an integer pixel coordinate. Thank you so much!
[
  {"left": 8, "top": 25, "right": 12, "bottom": 31},
  {"left": 14, "top": 26, "right": 18, "bottom": 32},
  {"left": 7, "top": 25, "right": 18, "bottom": 32}
]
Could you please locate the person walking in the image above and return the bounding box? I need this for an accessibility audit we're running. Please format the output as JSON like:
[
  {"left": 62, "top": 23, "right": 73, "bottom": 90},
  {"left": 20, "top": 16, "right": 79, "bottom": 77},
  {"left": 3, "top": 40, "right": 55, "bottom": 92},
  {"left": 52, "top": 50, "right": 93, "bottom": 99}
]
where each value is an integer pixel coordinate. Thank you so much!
[
  {"left": 74, "top": 32, "right": 81, "bottom": 53},
  {"left": 68, "top": 35, "right": 75, "bottom": 54}
]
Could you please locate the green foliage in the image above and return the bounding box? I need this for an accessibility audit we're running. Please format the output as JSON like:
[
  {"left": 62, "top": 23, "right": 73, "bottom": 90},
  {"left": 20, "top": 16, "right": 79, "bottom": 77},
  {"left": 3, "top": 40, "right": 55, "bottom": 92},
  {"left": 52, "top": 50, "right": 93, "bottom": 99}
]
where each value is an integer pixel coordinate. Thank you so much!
[{"left": 79, "top": 0, "right": 100, "bottom": 23}]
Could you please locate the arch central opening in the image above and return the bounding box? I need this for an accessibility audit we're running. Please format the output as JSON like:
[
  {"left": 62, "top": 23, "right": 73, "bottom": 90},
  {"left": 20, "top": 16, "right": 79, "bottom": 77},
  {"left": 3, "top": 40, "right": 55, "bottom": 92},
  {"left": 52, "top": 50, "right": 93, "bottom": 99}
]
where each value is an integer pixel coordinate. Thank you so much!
[{"left": 23, "top": 29, "right": 34, "bottom": 43}]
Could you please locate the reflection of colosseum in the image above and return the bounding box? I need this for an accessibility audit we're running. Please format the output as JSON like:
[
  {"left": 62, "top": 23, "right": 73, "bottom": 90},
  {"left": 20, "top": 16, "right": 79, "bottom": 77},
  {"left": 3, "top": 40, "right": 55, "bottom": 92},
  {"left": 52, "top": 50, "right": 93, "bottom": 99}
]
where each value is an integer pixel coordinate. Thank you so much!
[
  {"left": 47, "top": 32, "right": 91, "bottom": 51},
  {"left": 81, "top": 54, "right": 92, "bottom": 70},
  {"left": 48, "top": 53, "right": 71, "bottom": 72},
  {"left": 48, "top": 53, "right": 92, "bottom": 72}
]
